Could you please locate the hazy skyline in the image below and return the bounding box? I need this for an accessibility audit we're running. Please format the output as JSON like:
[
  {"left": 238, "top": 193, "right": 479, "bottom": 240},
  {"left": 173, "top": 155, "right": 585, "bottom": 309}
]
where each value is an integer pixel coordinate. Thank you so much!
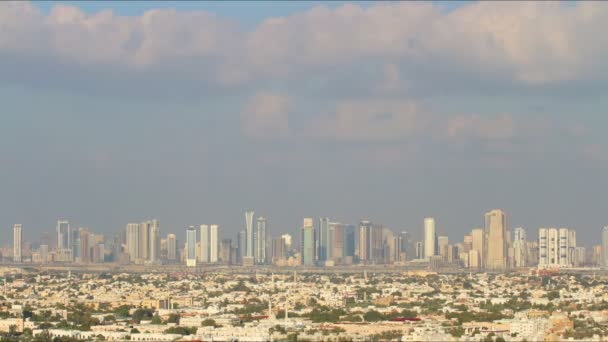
[{"left": 1, "top": 1, "right": 607, "bottom": 245}]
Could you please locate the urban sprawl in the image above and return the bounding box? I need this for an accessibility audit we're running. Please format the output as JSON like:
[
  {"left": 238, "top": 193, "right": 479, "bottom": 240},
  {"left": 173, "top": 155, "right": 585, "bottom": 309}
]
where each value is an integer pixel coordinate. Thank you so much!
[{"left": 2, "top": 209, "right": 608, "bottom": 341}]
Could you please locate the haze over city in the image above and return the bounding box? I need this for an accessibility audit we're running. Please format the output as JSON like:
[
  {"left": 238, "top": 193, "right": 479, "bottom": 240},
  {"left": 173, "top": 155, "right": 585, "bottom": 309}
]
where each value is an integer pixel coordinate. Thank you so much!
[{"left": 1, "top": 0, "right": 608, "bottom": 247}]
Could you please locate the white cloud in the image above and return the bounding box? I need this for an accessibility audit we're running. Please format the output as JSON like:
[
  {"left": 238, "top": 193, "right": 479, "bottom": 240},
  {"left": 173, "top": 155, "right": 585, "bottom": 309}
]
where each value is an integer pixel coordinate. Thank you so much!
[{"left": 241, "top": 92, "right": 291, "bottom": 139}]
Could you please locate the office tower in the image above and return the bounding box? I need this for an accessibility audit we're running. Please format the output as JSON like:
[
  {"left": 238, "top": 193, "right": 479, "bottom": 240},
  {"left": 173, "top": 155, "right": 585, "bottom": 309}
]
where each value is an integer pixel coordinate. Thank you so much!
[
  {"left": 463, "top": 235, "right": 473, "bottom": 253},
  {"left": 79, "top": 228, "right": 90, "bottom": 263},
  {"left": 149, "top": 220, "right": 160, "bottom": 262},
  {"left": 210, "top": 224, "right": 219, "bottom": 263},
  {"left": 220, "top": 238, "right": 232, "bottom": 264},
  {"left": 471, "top": 228, "right": 484, "bottom": 268},
  {"left": 245, "top": 211, "right": 254, "bottom": 258},
  {"left": 200, "top": 224, "right": 209, "bottom": 263},
  {"left": 484, "top": 209, "right": 507, "bottom": 270},
  {"left": 318, "top": 218, "right": 330, "bottom": 262},
  {"left": 271, "top": 236, "right": 287, "bottom": 263},
  {"left": 237, "top": 230, "right": 246, "bottom": 264},
  {"left": 56, "top": 220, "right": 71, "bottom": 250},
  {"left": 358, "top": 221, "right": 373, "bottom": 263},
  {"left": 13, "top": 224, "right": 22, "bottom": 263},
  {"left": 593, "top": 245, "right": 603, "bottom": 266},
  {"left": 186, "top": 226, "right": 197, "bottom": 267},
  {"left": 126, "top": 223, "right": 140, "bottom": 262},
  {"left": 512, "top": 227, "right": 527, "bottom": 268},
  {"left": 40, "top": 244, "right": 49, "bottom": 263},
  {"left": 301, "top": 218, "right": 316, "bottom": 266},
  {"left": 438, "top": 236, "right": 449, "bottom": 261},
  {"left": 331, "top": 222, "right": 344, "bottom": 262},
  {"left": 382, "top": 228, "right": 394, "bottom": 264},
  {"left": 603, "top": 227, "right": 608, "bottom": 268},
  {"left": 574, "top": 247, "right": 586, "bottom": 267},
  {"left": 166, "top": 234, "right": 177, "bottom": 261},
  {"left": 415, "top": 241, "right": 423, "bottom": 259},
  {"left": 255, "top": 217, "right": 267, "bottom": 264},
  {"left": 372, "top": 224, "right": 384, "bottom": 262},
  {"left": 424, "top": 217, "right": 437, "bottom": 259},
  {"left": 399, "top": 231, "right": 411, "bottom": 261},
  {"left": 139, "top": 221, "right": 151, "bottom": 260}
]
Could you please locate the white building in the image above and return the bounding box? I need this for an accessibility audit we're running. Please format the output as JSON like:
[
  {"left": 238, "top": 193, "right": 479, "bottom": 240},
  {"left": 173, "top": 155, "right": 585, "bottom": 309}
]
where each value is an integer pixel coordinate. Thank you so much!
[
  {"left": 166, "top": 233, "right": 177, "bottom": 261},
  {"left": 210, "top": 224, "right": 220, "bottom": 263},
  {"left": 126, "top": 223, "right": 140, "bottom": 262},
  {"left": 13, "top": 224, "right": 22, "bottom": 263},
  {"left": 200, "top": 224, "right": 209, "bottom": 263},
  {"left": 424, "top": 218, "right": 436, "bottom": 259},
  {"left": 186, "top": 226, "right": 197, "bottom": 267},
  {"left": 538, "top": 227, "right": 576, "bottom": 268},
  {"left": 255, "top": 217, "right": 266, "bottom": 264}
]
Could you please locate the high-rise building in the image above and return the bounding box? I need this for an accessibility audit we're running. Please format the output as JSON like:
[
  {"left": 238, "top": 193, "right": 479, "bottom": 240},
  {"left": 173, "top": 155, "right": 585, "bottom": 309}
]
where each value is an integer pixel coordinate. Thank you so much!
[
  {"left": 424, "top": 217, "right": 437, "bottom": 259},
  {"left": 126, "top": 223, "right": 140, "bottom": 262},
  {"left": 149, "top": 220, "right": 160, "bottom": 262},
  {"left": 271, "top": 236, "right": 288, "bottom": 263},
  {"left": 139, "top": 221, "right": 151, "bottom": 260},
  {"left": 13, "top": 224, "right": 22, "bottom": 263},
  {"left": 438, "top": 236, "right": 449, "bottom": 261},
  {"left": 484, "top": 209, "right": 507, "bottom": 270},
  {"left": 166, "top": 233, "right": 177, "bottom": 261},
  {"left": 301, "top": 218, "right": 315, "bottom": 266},
  {"left": 186, "top": 226, "right": 197, "bottom": 267},
  {"left": 237, "top": 230, "right": 246, "bottom": 264},
  {"left": 56, "top": 220, "right": 71, "bottom": 250},
  {"left": 200, "top": 224, "right": 209, "bottom": 263},
  {"left": 331, "top": 222, "right": 344, "bottom": 262},
  {"left": 415, "top": 241, "right": 423, "bottom": 259},
  {"left": 210, "top": 224, "right": 219, "bottom": 263},
  {"left": 539, "top": 227, "right": 576, "bottom": 268},
  {"left": 471, "top": 228, "right": 484, "bottom": 269},
  {"left": 318, "top": 218, "right": 330, "bottom": 262},
  {"left": 512, "top": 227, "right": 527, "bottom": 268},
  {"left": 220, "top": 238, "right": 232, "bottom": 264},
  {"left": 255, "top": 217, "right": 267, "bottom": 264},
  {"left": 245, "top": 211, "right": 254, "bottom": 258},
  {"left": 602, "top": 226, "right": 608, "bottom": 268},
  {"left": 358, "top": 221, "right": 373, "bottom": 263},
  {"left": 79, "top": 228, "right": 90, "bottom": 263}
]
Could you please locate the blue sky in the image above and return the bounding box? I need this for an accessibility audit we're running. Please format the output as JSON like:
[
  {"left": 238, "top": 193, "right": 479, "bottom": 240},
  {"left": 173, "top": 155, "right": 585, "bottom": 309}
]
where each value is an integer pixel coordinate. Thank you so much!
[{"left": 1, "top": 1, "right": 607, "bottom": 247}]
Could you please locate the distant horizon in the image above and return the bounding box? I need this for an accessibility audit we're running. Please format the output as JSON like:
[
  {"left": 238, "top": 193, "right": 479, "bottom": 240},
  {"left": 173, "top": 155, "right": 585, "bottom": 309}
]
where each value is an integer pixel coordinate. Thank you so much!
[{"left": 2, "top": 1, "right": 607, "bottom": 248}]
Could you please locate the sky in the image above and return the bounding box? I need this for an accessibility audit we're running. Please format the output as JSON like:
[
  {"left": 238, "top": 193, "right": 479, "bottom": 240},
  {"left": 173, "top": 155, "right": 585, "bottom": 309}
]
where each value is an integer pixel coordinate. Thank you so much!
[{"left": 1, "top": 1, "right": 607, "bottom": 247}]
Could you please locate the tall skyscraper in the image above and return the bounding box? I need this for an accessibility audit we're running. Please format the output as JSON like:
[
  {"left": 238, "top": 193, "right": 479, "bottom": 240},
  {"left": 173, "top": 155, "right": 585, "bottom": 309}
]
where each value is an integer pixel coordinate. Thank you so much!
[
  {"left": 200, "top": 224, "right": 209, "bottom": 263},
  {"left": 438, "top": 236, "right": 449, "bottom": 261},
  {"left": 166, "top": 233, "right": 177, "bottom": 261},
  {"left": 186, "top": 226, "right": 197, "bottom": 267},
  {"left": 13, "top": 224, "right": 22, "bottom": 263},
  {"left": 237, "top": 230, "right": 246, "bottom": 264},
  {"left": 220, "top": 238, "right": 232, "bottom": 264},
  {"left": 318, "top": 218, "right": 330, "bottom": 262},
  {"left": 245, "top": 211, "right": 254, "bottom": 258},
  {"left": 423, "top": 217, "right": 437, "bottom": 259},
  {"left": 79, "top": 228, "right": 90, "bottom": 263},
  {"left": 471, "top": 228, "right": 484, "bottom": 269},
  {"left": 149, "top": 220, "right": 160, "bottom": 262},
  {"left": 512, "top": 227, "right": 527, "bottom": 268},
  {"left": 330, "top": 222, "right": 344, "bottom": 261},
  {"left": 485, "top": 209, "right": 507, "bottom": 270},
  {"left": 301, "top": 218, "right": 315, "bottom": 266},
  {"left": 209, "top": 224, "right": 219, "bottom": 263},
  {"left": 56, "top": 220, "right": 69, "bottom": 249},
  {"left": 126, "top": 223, "right": 140, "bottom": 262},
  {"left": 255, "top": 217, "right": 267, "bottom": 264},
  {"left": 139, "top": 221, "right": 151, "bottom": 260},
  {"left": 602, "top": 226, "right": 608, "bottom": 268},
  {"left": 358, "top": 221, "right": 373, "bottom": 263}
]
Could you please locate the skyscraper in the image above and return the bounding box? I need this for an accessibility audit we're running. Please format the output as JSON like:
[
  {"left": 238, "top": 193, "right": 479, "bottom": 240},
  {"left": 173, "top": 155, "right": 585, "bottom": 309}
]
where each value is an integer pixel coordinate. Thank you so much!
[
  {"left": 210, "top": 224, "right": 219, "bottom": 263},
  {"left": 220, "top": 238, "right": 232, "bottom": 264},
  {"left": 471, "top": 228, "right": 484, "bottom": 269},
  {"left": 438, "top": 236, "right": 449, "bottom": 261},
  {"left": 200, "top": 224, "right": 209, "bottom": 263},
  {"left": 139, "top": 221, "right": 151, "bottom": 260},
  {"left": 358, "top": 221, "right": 373, "bottom": 263},
  {"left": 424, "top": 217, "right": 437, "bottom": 259},
  {"left": 512, "top": 227, "right": 527, "bottom": 268},
  {"left": 318, "top": 218, "right": 330, "bottom": 262},
  {"left": 255, "top": 217, "right": 267, "bottom": 264},
  {"left": 56, "top": 220, "right": 72, "bottom": 261},
  {"left": 79, "top": 228, "right": 90, "bottom": 263},
  {"left": 301, "top": 218, "right": 315, "bottom": 266},
  {"left": 485, "top": 209, "right": 507, "bottom": 270},
  {"left": 166, "top": 233, "right": 177, "bottom": 261},
  {"left": 245, "top": 211, "right": 254, "bottom": 258},
  {"left": 13, "top": 224, "right": 22, "bottom": 263},
  {"left": 331, "top": 222, "right": 344, "bottom": 262},
  {"left": 186, "top": 226, "right": 197, "bottom": 267},
  {"left": 149, "top": 220, "right": 160, "bottom": 262},
  {"left": 237, "top": 230, "right": 246, "bottom": 264},
  {"left": 126, "top": 223, "right": 140, "bottom": 262},
  {"left": 602, "top": 226, "right": 608, "bottom": 268}
]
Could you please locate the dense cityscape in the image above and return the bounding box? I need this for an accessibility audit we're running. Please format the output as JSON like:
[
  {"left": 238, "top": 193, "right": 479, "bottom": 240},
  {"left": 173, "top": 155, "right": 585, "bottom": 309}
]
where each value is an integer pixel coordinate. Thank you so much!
[
  {"left": 5, "top": 209, "right": 608, "bottom": 270},
  {"left": 1, "top": 210, "right": 608, "bottom": 341}
]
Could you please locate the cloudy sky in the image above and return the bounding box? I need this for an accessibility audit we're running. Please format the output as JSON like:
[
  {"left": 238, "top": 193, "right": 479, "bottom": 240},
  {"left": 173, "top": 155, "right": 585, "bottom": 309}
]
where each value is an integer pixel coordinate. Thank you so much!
[{"left": 1, "top": 1, "right": 607, "bottom": 246}]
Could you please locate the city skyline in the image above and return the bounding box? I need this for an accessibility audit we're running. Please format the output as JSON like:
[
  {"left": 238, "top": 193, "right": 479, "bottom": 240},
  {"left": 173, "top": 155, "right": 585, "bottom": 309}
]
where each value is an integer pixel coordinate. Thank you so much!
[{"left": 1, "top": 1, "right": 608, "bottom": 251}]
